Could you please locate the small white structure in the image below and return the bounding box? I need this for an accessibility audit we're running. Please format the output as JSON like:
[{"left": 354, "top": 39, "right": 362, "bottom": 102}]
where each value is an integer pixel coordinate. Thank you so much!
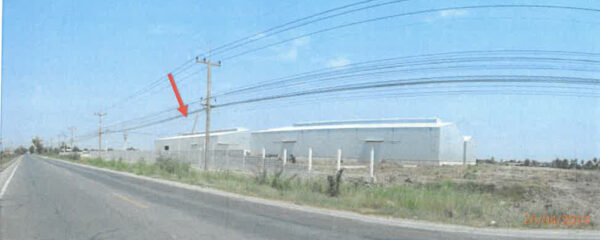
[
  {"left": 250, "top": 118, "right": 475, "bottom": 165},
  {"left": 154, "top": 128, "right": 250, "bottom": 164}
]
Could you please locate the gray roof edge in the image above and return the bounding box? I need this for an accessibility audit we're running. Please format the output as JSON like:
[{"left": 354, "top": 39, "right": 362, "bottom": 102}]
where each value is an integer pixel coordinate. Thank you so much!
[{"left": 293, "top": 118, "right": 441, "bottom": 127}]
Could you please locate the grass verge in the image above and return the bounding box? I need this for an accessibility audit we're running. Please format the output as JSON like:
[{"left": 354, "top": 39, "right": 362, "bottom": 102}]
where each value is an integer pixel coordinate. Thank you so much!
[{"left": 43, "top": 154, "right": 591, "bottom": 229}]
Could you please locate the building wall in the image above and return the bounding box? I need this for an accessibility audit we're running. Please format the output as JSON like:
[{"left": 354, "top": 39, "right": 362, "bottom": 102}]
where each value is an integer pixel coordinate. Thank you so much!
[
  {"left": 250, "top": 127, "right": 441, "bottom": 164},
  {"left": 463, "top": 138, "right": 476, "bottom": 165},
  {"left": 153, "top": 121, "right": 475, "bottom": 166},
  {"left": 154, "top": 131, "right": 250, "bottom": 164},
  {"left": 438, "top": 125, "right": 465, "bottom": 165}
]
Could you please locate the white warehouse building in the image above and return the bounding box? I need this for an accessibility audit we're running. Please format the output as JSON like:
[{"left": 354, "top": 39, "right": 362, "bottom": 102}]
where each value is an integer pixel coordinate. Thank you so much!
[
  {"left": 250, "top": 118, "right": 475, "bottom": 165},
  {"left": 153, "top": 118, "right": 475, "bottom": 166},
  {"left": 154, "top": 128, "right": 250, "bottom": 164}
]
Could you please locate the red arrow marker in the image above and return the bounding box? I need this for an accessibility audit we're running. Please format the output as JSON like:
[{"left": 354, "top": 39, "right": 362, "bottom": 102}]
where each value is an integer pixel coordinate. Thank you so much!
[{"left": 168, "top": 73, "right": 188, "bottom": 117}]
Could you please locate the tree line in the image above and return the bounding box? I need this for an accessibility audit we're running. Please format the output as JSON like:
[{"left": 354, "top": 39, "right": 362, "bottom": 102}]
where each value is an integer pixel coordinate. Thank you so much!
[
  {"left": 10, "top": 137, "right": 81, "bottom": 155},
  {"left": 477, "top": 157, "right": 600, "bottom": 170}
]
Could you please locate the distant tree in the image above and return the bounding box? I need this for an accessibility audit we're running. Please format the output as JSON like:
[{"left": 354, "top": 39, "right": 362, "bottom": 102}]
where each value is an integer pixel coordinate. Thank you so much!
[
  {"left": 523, "top": 159, "right": 530, "bottom": 167},
  {"left": 561, "top": 159, "right": 569, "bottom": 169},
  {"left": 14, "top": 146, "right": 28, "bottom": 155},
  {"left": 584, "top": 160, "right": 594, "bottom": 170},
  {"left": 72, "top": 146, "right": 80, "bottom": 152},
  {"left": 551, "top": 158, "right": 559, "bottom": 168},
  {"left": 569, "top": 159, "right": 578, "bottom": 169},
  {"left": 126, "top": 147, "right": 137, "bottom": 151},
  {"left": 31, "top": 137, "right": 44, "bottom": 154},
  {"left": 59, "top": 142, "right": 67, "bottom": 152},
  {"left": 29, "top": 146, "right": 35, "bottom": 154}
]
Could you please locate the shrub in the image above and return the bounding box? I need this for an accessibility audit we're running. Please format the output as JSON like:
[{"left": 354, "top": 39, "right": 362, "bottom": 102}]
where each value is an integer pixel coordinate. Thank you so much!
[
  {"left": 327, "top": 169, "right": 344, "bottom": 197},
  {"left": 68, "top": 153, "right": 80, "bottom": 161},
  {"left": 156, "top": 157, "right": 177, "bottom": 174}
]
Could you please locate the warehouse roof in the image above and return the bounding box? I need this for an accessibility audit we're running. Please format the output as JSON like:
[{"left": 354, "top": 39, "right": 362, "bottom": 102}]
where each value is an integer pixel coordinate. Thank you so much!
[
  {"left": 156, "top": 128, "right": 248, "bottom": 141},
  {"left": 254, "top": 118, "right": 452, "bottom": 133}
]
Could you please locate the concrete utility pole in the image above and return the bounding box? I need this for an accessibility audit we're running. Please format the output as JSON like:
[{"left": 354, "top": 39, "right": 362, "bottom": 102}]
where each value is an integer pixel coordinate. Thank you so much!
[
  {"left": 68, "top": 127, "right": 77, "bottom": 150},
  {"left": 123, "top": 131, "right": 128, "bottom": 151},
  {"left": 60, "top": 133, "right": 67, "bottom": 152},
  {"left": 196, "top": 57, "right": 221, "bottom": 171},
  {"left": 94, "top": 112, "right": 107, "bottom": 152}
]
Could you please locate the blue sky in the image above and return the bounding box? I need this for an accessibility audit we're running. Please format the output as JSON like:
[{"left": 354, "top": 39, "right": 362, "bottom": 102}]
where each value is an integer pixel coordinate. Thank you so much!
[{"left": 2, "top": 0, "right": 599, "bottom": 160}]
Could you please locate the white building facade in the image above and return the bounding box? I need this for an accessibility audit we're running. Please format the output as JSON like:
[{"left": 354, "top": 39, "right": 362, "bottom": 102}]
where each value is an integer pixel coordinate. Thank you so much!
[
  {"left": 154, "top": 128, "right": 251, "bottom": 164},
  {"left": 250, "top": 118, "right": 475, "bottom": 165},
  {"left": 153, "top": 119, "right": 475, "bottom": 166}
]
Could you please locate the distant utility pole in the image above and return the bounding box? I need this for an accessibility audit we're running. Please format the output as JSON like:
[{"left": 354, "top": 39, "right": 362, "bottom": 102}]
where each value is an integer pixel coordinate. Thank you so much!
[
  {"left": 123, "top": 131, "right": 128, "bottom": 151},
  {"left": 68, "top": 127, "right": 77, "bottom": 150},
  {"left": 196, "top": 57, "right": 221, "bottom": 171},
  {"left": 60, "top": 133, "right": 67, "bottom": 152},
  {"left": 94, "top": 112, "right": 107, "bottom": 152}
]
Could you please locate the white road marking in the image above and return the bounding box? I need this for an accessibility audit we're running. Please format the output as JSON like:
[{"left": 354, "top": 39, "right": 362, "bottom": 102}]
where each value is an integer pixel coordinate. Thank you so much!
[{"left": 0, "top": 157, "right": 22, "bottom": 199}]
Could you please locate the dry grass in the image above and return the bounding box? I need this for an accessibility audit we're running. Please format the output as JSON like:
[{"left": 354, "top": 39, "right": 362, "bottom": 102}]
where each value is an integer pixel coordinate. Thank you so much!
[
  {"left": 373, "top": 162, "right": 600, "bottom": 229},
  {"left": 47, "top": 154, "right": 599, "bottom": 230}
]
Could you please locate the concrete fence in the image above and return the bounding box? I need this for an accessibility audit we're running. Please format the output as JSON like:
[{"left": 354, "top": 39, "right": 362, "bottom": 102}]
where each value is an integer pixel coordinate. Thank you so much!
[
  {"left": 82, "top": 144, "right": 471, "bottom": 182},
  {"left": 87, "top": 150, "right": 157, "bottom": 164}
]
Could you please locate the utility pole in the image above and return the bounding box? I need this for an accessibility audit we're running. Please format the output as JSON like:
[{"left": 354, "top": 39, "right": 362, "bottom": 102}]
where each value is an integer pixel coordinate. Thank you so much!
[
  {"left": 196, "top": 57, "right": 221, "bottom": 171},
  {"left": 60, "top": 133, "right": 67, "bottom": 152},
  {"left": 94, "top": 112, "right": 106, "bottom": 152},
  {"left": 123, "top": 131, "right": 128, "bottom": 151},
  {"left": 68, "top": 127, "right": 76, "bottom": 151}
]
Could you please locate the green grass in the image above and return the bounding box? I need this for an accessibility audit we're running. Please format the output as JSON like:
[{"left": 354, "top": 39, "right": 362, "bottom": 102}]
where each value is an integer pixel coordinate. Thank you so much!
[
  {"left": 45, "top": 154, "right": 539, "bottom": 228},
  {"left": 0, "top": 154, "right": 20, "bottom": 171}
]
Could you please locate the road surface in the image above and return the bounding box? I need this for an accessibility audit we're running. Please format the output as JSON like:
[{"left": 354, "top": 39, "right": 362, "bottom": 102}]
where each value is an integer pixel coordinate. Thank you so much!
[{"left": 0, "top": 155, "right": 593, "bottom": 240}]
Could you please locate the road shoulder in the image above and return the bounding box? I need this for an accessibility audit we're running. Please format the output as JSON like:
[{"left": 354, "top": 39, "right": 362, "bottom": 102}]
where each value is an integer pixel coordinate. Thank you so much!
[{"left": 0, "top": 155, "right": 23, "bottom": 199}]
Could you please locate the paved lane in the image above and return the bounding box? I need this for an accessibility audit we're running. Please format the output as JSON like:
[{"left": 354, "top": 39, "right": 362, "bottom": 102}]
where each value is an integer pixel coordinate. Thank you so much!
[{"left": 0, "top": 155, "right": 586, "bottom": 240}]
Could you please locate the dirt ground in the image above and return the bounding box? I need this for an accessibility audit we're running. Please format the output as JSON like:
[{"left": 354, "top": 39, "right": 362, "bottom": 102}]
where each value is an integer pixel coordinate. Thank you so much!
[{"left": 370, "top": 162, "right": 600, "bottom": 228}]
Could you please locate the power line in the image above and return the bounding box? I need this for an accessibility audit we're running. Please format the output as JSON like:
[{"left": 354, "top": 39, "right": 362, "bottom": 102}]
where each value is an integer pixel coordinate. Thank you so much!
[
  {"left": 83, "top": 52, "right": 600, "bottom": 135},
  {"left": 206, "top": 0, "right": 412, "bottom": 58},
  {"left": 102, "top": 0, "right": 404, "bottom": 112},
  {"left": 214, "top": 75, "right": 600, "bottom": 108},
  {"left": 219, "top": 4, "right": 600, "bottom": 61},
  {"left": 91, "top": 75, "right": 600, "bottom": 135},
  {"left": 214, "top": 52, "right": 600, "bottom": 98},
  {"left": 99, "top": 3, "right": 600, "bottom": 118},
  {"left": 198, "top": 0, "right": 379, "bottom": 57}
]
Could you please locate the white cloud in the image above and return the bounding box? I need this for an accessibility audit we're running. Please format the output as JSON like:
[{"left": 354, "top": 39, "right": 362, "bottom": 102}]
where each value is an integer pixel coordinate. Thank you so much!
[
  {"left": 279, "top": 48, "right": 298, "bottom": 60},
  {"left": 438, "top": 9, "right": 468, "bottom": 18},
  {"left": 249, "top": 33, "right": 266, "bottom": 40},
  {"left": 278, "top": 37, "right": 311, "bottom": 61},
  {"left": 292, "top": 37, "right": 310, "bottom": 46},
  {"left": 326, "top": 57, "right": 351, "bottom": 68}
]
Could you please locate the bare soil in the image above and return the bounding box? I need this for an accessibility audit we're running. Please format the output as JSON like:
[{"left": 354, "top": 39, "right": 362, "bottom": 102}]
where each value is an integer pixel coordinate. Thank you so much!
[{"left": 371, "top": 162, "right": 600, "bottom": 229}]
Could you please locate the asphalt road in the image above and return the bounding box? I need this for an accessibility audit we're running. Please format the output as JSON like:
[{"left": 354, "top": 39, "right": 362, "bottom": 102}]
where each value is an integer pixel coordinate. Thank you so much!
[{"left": 0, "top": 155, "right": 591, "bottom": 240}]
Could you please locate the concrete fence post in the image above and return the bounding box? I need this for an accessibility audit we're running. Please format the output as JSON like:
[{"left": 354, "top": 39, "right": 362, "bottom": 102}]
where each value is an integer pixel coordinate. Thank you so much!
[
  {"left": 226, "top": 149, "right": 230, "bottom": 170},
  {"left": 370, "top": 146, "right": 375, "bottom": 181},
  {"left": 283, "top": 148, "right": 287, "bottom": 166},
  {"left": 242, "top": 150, "right": 246, "bottom": 170},
  {"left": 261, "top": 148, "right": 266, "bottom": 172},
  {"left": 337, "top": 148, "right": 342, "bottom": 171},
  {"left": 308, "top": 147, "right": 313, "bottom": 172}
]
